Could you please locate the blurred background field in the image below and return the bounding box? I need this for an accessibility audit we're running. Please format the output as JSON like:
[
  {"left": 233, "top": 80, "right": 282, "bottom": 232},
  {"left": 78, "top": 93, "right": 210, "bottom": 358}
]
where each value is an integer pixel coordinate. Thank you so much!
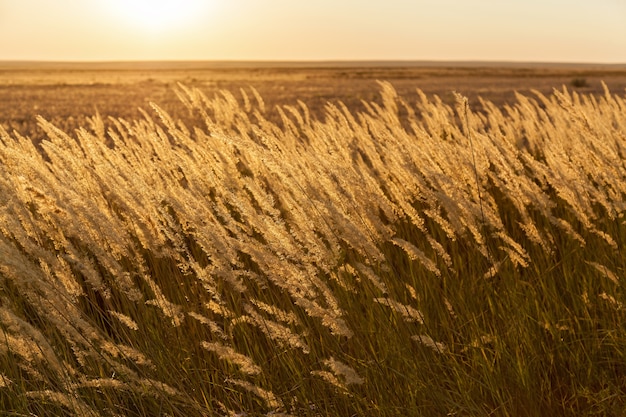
[{"left": 2, "top": 61, "right": 626, "bottom": 139}]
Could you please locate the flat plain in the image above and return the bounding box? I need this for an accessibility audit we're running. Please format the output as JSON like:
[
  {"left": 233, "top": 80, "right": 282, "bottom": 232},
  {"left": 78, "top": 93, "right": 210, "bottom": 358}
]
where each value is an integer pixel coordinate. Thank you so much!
[
  {"left": 2, "top": 61, "right": 626, "bottom": 416},
  {"left": 2, "top": 61, "right": 626, "bottom": 137}
]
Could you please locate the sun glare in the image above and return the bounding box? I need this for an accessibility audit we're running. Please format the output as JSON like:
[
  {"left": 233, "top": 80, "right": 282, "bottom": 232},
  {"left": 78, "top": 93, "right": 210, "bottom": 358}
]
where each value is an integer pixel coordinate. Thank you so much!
[{"left": 104, "top": 0, "right": 211, "bottom": 34}]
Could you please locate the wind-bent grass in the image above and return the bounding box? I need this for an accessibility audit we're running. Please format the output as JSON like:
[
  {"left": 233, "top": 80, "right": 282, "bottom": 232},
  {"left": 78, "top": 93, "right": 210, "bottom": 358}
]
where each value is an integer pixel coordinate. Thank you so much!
[{"left": 1, "top": 81, "right": 625, "bottom": 416}]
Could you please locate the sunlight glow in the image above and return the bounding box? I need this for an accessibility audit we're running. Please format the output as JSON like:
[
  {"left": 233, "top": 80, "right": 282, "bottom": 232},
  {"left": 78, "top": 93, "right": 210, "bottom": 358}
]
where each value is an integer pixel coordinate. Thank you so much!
[
  {"left": 104, "top": 0, "right": 212, "bottom": 34},
  {"left": 1, "top": 0, "right": 624, "bottom": 62}
]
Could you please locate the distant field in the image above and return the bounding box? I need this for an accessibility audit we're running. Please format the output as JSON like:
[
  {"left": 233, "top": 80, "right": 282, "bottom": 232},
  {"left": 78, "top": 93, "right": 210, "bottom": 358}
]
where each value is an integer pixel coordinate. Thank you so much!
[
  {"left": 2, "top": 61, "right": 626, "bottom": 138},
  {"left": 1, "top": 62, "right": 626, "bottom": 416}
]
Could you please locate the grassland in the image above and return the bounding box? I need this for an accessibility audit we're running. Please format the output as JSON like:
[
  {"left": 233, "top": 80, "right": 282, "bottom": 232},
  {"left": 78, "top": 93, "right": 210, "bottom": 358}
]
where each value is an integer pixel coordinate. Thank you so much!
[
  {"left": 1, "top": 62, "right": 626, "bottom": 416},
  {"left": 2, "top": 61, "right": 626, "bottom": 138}
]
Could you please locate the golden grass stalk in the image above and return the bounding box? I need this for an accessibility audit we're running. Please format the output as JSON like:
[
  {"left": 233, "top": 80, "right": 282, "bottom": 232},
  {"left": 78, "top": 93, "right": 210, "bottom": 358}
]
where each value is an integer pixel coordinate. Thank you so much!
[{"left": 0, "top": 81, "right": 625, "bottom": 416}]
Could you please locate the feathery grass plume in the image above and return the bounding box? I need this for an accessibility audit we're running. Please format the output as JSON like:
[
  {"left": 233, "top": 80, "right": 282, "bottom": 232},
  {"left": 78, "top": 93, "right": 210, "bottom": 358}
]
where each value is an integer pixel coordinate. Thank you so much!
[
  {"left": 0, "top": 373, "right": 12, "bottom": 388},
  {"left": 330, "top": 264, "right": 359, "bottom": 293},
  {"left": 593, "top": 229, "right": 618, "bottom": 249},
  {"left": 495, "top": 232, "right": 530, "bottom": 268},
  {"left": 323, "top": 357, "right": 364, "bottom": 386},
  {"left": 188, "top": 312, "right": 228, "bottom": 340},
  {"left": 374, "top": 298, "right": 425, "bottom": 324},
  {"left": 41, "top": 256, "right": 84, "bottom": 301},
  {"left": 468, "top": 334, "right": 496, "bottom": 349},
  {"left": 73, "top": 377, "right": 128, "bottom": 390},
  {"left": 242, "top": 304, "right": 310, "bottom": 353},
  {"left": 206, "top": 299, "right": 236, "bottom": 319},
  {"left": 108, "top": 310, "right": 139, "bottom": 331},
  {"left": 599, "top": 292, "right": 623, "bottom": 310},
  {"left": 405, "top": 283, "right": 419, "bottom": 301},
  {"left": 310, "top": 370, "right": 347, "bottom": 392},
  {"left": 412, "top": 334, "right": 448, "bottom": 353},
  {"left": 135, "top": 378, "right": 181, "bottom": 398},
  {"left": 143, "top": 274, "right": 185, "bottom": 327},
  {"left": 546, "top": 214, "right": 586, "bottom": 246},
  {"left": 201, "top": 341, "right": 262, "bottom": 376},
  {"left": 226, "top": 378, "right": 283, "bottom": 410},
  {"left": 312, "top": 357, "right": 363, "bottom": 393},
  {"left": 354, "top": 262, "right": 388, "bottom": 294},
  {"left": 586, "top": 261, "right": 620, "bottom": 285},
  {"left": 1, "top": 332, "right": 44, "bottom": 365},
  {"left": 293, "top": 296, "right": 353, "bottom": 338},
  {"left": 444, "top": 298, "right": 457, "bottom": 319},
  {"left": 483, "top": 258, "right": 505, "bottom": 279},
  {"left": 390, "top": 237, "right": 441, "bottom": 277},
  {"left": 0, "top": 305, "right": 65, "bottom": 374},
  {"left": 426, "top": 235, "right": 453, "bottom": 268},
  {"left": 215, "top": 400, "right": 241, "bottom": 417},
  {"left": 26, "top": 390, "right": 99, "bottom": 417},
  {"left": 100, "top": 341, "right": 154, "bottom": 370},
  {"left": 249, "top": 299, "right": 300, "bottom": 325}
]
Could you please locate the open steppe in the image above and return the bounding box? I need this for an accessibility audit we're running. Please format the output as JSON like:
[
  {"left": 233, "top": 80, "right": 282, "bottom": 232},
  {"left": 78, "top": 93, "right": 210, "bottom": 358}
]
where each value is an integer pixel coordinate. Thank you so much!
[
  {"left": 2, "top": 60, "right": 626, "bottom": 137},
  {"left": 1, "top": 61, "right": 626, "bottom": 416}
]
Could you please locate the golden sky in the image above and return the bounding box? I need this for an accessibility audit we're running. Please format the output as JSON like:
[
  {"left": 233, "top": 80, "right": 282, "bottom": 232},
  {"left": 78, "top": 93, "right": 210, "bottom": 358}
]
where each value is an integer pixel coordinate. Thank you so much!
[{"left": 1, "top": 0, "right": 625, "bottom": 62}]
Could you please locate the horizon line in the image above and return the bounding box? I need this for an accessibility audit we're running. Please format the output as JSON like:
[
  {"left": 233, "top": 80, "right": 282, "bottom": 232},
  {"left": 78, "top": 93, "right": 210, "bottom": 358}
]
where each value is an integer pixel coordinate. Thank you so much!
[{"left": 1, "top": 59, "right": 626, "bottom": 70}]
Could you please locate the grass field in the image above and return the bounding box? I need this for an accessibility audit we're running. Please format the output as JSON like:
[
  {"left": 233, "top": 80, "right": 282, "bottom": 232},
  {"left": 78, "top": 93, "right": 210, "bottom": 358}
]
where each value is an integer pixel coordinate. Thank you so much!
[
  {"left": 1, "top": 62, "right": 626, "bottom": 416},
  {"left": 2, "top": 61, "right": 626, "bottom": 138}
]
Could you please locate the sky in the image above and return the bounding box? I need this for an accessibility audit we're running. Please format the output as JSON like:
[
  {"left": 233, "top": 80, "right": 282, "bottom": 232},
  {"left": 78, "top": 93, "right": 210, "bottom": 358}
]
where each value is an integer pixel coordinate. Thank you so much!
[{"left": 0, "top": 0, "right": 625, "bottom": 63}]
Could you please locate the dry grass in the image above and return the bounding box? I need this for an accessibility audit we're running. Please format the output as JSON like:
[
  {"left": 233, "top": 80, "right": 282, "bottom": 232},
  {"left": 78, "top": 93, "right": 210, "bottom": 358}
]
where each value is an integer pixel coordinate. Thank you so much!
[
  {"left": 0, "top": 80, "right": 625, "bottom": 416},
  {"left": 3, "top": 62, "right": 626, "bottom": 142}
]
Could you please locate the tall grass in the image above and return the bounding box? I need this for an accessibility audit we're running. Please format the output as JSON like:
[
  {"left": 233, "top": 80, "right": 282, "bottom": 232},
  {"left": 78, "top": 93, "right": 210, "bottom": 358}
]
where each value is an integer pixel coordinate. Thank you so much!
[{"left": 1, "top": 81, "right": 625, "bottom": 416}]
